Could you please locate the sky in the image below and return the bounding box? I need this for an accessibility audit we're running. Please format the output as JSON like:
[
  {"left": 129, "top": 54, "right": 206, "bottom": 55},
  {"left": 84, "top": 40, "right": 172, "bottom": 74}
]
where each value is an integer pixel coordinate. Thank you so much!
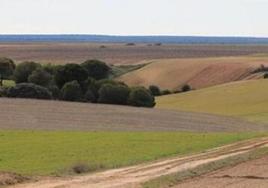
[{"left": 0, "top": 0, "right": 267, "bottom": 37}]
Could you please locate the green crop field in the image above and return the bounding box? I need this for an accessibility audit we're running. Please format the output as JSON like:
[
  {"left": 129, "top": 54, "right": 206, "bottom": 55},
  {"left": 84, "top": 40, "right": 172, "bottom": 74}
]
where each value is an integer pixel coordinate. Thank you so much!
[
  {"left": 0, "top": 131, "right": 265, "bottom": 176},
  {"left": 157, "top": 79, "right": 268, "bottom": 124}
]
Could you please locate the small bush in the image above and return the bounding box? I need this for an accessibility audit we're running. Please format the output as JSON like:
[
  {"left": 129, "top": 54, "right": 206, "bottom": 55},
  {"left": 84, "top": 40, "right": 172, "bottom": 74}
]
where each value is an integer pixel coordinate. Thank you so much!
[
  {"left": 14, "top": 61, "right": 41, "bottom": 83},
  {"left": 7, "top": 83, "right": 52, "bottom": 100},
  {"left": 128, "top": 87, "right": 155, "bottom": 108},
  {"left": 55, "top": 64, "right": 88, "bottom": 89},
  {"left": 84, "top": 89, "right": 96, "bottom": 103},
  {"left": 0, "top": 57, "right": 16, "bottom": 85},
  {"left": 161, "top": 89, "right": 172, "bottom": 95},
  {"left": 61, "top": 81, "right": 83, "bottom": 102},
  {"left": 0, "top": 87, "right": 9, "bottom": 97},
  {"left": 181, "top": 84, "right": 191, "bottom": 92},
  {"left": 47, "top": 85, "right": 61, "bottom": 100},
  {"left": 81, "top": 60, "right": 110, "bottom": 80},
  {"left": 98, "top": 84, "right": 130, "bottom": 105},
  {"left": 264, "top": 73, "right": 268, "bottom": 79},
  {"left": 71, "top": 163, "right": 105, "bottom": 174},
  {"left": 149, "top": 85, "right": 161, "bottom": 96},
  {"left": 28, "top": 68, "right": 52, "bottom": 87}
]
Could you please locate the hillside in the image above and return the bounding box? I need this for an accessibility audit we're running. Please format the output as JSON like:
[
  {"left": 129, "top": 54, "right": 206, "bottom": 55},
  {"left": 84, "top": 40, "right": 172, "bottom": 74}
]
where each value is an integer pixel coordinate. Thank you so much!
[
  {"left": 0, "top": 98, "right": 266, "bottom": 132},
  {"left": 156, "top": 79, "right": 268, "bottom": 124},
  {"left": 118, "top": 56, "right": 268, "bottom": 90}
]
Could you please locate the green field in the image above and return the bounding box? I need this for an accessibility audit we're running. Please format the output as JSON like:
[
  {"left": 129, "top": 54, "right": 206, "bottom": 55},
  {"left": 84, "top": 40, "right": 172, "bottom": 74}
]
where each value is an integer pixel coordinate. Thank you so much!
[
  {"left": 0, "top": 131, "right": 265, "bottom": 176},
  {"left": 157, "top": 79, "right": 268, "bottom": 124}
]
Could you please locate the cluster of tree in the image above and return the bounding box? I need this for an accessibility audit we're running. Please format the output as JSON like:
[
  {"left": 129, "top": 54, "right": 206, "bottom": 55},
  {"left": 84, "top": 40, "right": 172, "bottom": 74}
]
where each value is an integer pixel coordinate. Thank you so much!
[
  {"left": 0, "top": 58, "right": 155, "bottom": 108},
  {"left": 148, "top": 84, "right": 192, "bottom": 97}
]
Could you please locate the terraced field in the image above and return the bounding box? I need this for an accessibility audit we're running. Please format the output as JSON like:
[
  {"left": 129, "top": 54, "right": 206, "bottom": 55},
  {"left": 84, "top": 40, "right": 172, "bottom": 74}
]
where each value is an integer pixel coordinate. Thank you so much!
[
  {"left": 118, "top": 56, "right": 268, "bottom": 90},
  {"left": 157, "top": 79, "right": 268, "bottom": 124}
]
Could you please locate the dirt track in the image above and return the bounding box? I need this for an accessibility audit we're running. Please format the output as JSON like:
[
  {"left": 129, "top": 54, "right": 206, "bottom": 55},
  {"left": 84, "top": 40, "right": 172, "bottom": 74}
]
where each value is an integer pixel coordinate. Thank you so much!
[
  {"left": 11, "top": 137, "right": 268, "bottom": 188},
  {"left": 0, "top": 98, "right": 267, "bottom": 132},
  {"left": 177, "top": 155, "right": 268, "bottom": 188},
  {"left": 1, "top": 43, "right": 268, "bottom": 65}
]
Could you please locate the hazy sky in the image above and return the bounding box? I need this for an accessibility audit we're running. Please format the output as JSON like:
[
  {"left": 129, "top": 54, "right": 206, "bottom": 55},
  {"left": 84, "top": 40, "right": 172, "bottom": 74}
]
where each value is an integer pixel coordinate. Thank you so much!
[{"left": 0, "top": 0, "right": 267, "bottom": 37}]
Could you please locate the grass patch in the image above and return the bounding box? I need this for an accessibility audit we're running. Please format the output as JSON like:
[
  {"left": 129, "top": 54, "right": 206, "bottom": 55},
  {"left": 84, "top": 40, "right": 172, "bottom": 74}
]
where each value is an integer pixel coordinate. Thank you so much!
[
  {"left": 110, "top": 63, "right": 148, "bottom": 78},
  {"left": 142, "top": 147, "right": 268, "bottom": 188},
  {"left": 0, "top": 131, "right": 266, "bottom": 176},
  {"left": 157, "top": 79, "right": 268, "bottom": 124},
  {"left": 2, "top": 80, "right": 15, "bottom": 87}
]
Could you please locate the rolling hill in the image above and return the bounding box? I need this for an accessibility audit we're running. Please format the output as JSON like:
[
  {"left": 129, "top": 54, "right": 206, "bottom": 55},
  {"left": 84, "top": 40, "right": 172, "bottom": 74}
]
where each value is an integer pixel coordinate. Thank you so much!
[
  {"left": 156, "top": 79, "right": 268, "bottom": 124},
  {"left": 118, "top": 56, "right": 268, "bottom": 90}
]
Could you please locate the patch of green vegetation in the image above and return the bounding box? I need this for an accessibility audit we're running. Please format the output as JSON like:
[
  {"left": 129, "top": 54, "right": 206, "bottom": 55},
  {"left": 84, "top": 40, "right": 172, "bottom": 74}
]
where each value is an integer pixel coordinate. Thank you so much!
[
  {"left": 110, "top": 63, "right": 148, "bottom": 78},
  {"left": 0, "top": 131, "right": 265, "bottom": 176},
  {"left": 2, "top": 80, "right": 15, "bottom": 87},
  {"left": 157, "top": 79, "right": 268, "bottom": 124},
  {"left": 142, "top": 147, "right": 268, "bottom": 188}
]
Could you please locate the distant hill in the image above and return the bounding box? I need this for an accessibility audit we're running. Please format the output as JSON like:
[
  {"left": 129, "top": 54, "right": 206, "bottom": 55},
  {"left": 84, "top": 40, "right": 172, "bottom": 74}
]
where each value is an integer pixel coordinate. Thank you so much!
[{"left": 0, "top": 35, "right": 268, "bottom": 44}]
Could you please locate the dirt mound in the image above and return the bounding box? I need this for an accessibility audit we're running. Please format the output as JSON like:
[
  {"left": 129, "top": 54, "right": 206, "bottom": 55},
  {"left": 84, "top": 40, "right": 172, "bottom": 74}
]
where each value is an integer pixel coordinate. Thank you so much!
[
  {"left": 0, "top": 172, "right": 28, "bottom": 186},
  {"left": 0, "top": 98, "right": 266, "bottom": 132},
  {"left": 118, "top": 56, "right": 268, "bottom": 90}
]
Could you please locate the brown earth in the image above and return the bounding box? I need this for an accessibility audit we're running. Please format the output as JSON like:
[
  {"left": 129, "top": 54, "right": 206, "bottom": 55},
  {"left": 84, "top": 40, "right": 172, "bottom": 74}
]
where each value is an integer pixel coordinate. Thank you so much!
[
  {"left": 1, "top": 43, "right": 268, "bottom": 65},
  {"left": 176, "top": 156, "right": 268, "bottom": 188},
  {"left": 0, "top": 98, "right": 267, "bottom": 132},
  {"left": 118, "top": 56, "right": 268, "bottom": 90},
  {"left": 10, "top": 137, "right": 268, "bottom": 188},
  {"left": 0, "top": 172, "right": 28, "bottom": 187}
]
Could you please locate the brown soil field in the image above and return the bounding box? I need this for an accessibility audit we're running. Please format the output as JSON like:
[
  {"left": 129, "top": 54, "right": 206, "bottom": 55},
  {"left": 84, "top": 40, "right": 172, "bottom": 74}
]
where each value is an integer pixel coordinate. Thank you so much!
[
  {"left": 118, "top": 56, "right": 268, "bottom": 90},
  {"left": 1, "top": 43, "right": 268, "bottom": 65},
  {"left": 11, "top": 137, "right": 268, "bottom": 188},
  {"left": 176, "top": 155, "right": 268, "bottom": 188},
  {"left": 0, "top": 98, "right": 266, "bottom": 132}
]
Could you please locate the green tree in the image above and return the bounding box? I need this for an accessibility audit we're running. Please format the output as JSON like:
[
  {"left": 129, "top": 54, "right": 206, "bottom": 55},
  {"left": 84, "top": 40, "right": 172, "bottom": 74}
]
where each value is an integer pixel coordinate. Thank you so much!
[
  {"left": 61, "top": 80, "right": 83, "bottom": 102},
  {"left": 128, "top": 87, "right": 155, "bottom": 108},
  {"left": 55, "top": 64, "right": 88, "bottom": 88},
  {"left": 0, "top": 57, "right": 16, "bottom": 86},
  {"left": 14, "top": 61, "right": 41, "bottom": 83},
  {"left": 81, "top": 60, "right": 110, "bottom": 80},
  {"left": 28, "top": 68, "right": 52, "bottom": 87},
  {"left": 98, "top": 84, "right": 130, "bottom": 105},
  {"left": 149, "top": 85, "right": 161, "bottom": 96}
]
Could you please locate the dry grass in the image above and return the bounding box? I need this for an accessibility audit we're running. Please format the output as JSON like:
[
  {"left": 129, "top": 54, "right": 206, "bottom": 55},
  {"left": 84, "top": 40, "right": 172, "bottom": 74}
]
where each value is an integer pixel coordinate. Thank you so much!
[
  {"left": 0, "top": 98, "right": 266, "bottom": 132},
  {"left": 1, "top": 43, "right": 268, "bottom": 65},
  {"left": 157, "top": 79, "right": 268, "bottom": 124},
  {"left": 118, "top": 56, "right": 268, "bottom": 90}
]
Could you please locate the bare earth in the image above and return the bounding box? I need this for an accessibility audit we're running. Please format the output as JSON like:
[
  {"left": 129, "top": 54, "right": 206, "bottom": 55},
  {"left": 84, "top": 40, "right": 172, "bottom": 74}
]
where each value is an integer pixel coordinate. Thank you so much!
[
  {"left": 177, "top": 156, "right": 268, "bottom": 188},
  {"left": 0, "top": 98, "right": 266, "bottom": 132},
  {"left": 1, "top": 43, "right": 268, "bottom": 65},
  {"left": 11, "top": 137, "right": 268, "bottom": 188},
  {"left": 118, "top": 56, "right": 268, "bottom": 90}
]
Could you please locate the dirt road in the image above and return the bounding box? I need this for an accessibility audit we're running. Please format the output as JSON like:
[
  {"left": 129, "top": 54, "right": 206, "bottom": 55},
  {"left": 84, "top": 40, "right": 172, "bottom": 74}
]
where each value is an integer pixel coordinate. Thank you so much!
[{"left": 11, "top": 137, "right": 268, "bottom": 188}]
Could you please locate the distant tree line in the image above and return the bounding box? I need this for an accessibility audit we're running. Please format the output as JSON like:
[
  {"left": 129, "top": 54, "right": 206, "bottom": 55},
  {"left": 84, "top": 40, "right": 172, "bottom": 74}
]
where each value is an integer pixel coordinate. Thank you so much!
[{"left": 0, "top": 58, "right": 155, "bottom": 108}]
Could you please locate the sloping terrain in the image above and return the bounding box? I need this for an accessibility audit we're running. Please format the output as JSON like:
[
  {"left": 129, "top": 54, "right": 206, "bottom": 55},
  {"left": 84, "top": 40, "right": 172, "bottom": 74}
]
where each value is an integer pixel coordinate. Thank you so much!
[
  {"left": 157, "top": 79, "right": 268, "bottom": 124},
  {"left": 0, "top": 98, "right": 266, "bottom": 132},
  {"left": 118, "top": 56, "right": 268, "bottom": 90},
  {"left": 11, "top": 137, "right": 268, "bottom": 188}
]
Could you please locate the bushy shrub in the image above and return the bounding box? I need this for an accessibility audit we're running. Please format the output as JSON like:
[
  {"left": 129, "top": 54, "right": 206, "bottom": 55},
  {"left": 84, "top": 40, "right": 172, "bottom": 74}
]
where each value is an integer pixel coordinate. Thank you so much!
[
  {"left": 61, "top": 81, "right": 83, "bottom": 102},
  {"left": 47, "top": 85, "right": 61, "bottom": 100},
  {"left": 14, "top": 61, "right": 41, "bottom": 83},
  {"left": 181, "top": 84, "right": 191, "bottom": 92},
  {"left": 84, "top": 89, "right": 96, "bottom": 103},
  {"left": 28, "top": 68, "right": 52, "bottom": 87},
  {"left": 128, "top": 87, "right": 155, "bottom": 108},
  {"left": 7, "top": 83, "right": 52, "bottom": 99},
  {"left": 161, "top": 89, "right": 172, "bottom": 95},
  {"left": 81, "top": 60, "right": 110, "bottom": 80},
  {"left": 0, "top": 57, "right": 16, "bottom": 85},
  {"left": 55, "top": 64, "right": 88, "bottom": 88},
  {"left": 149, "top": 85, "right": 161, "bottom": 96},
  {"left": 98, "top": 84, "right": 130, "bottom": 105},
  {"left": 0, "top": 87, "right": 9, "bottom": 97},
  {"left": 264, "top": 73, "right": 268, "bottom": 79}
]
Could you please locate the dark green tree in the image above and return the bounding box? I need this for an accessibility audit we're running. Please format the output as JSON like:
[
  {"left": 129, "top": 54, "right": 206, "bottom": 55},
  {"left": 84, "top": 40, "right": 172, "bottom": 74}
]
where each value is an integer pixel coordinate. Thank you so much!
[
  {"left": 28, "top": 68, "right": 52, "bottom": 87},
  {"left": 128, "top": 87, "right": 155, "bottom": 108},
  {"left": 61, "top": 80, "right": 83, "bottom": 102},
  {"left": 0, "top": 57, "right": 16, "bottom": 86},
  {"left": 81, "top": 60, "right": 110, "bottom": 80},
  {"left": 149, "top": 85, "right": 161, "bottom": 96},
  {"left": 14, "top": 61, "right": 41, "bottom": 83}
]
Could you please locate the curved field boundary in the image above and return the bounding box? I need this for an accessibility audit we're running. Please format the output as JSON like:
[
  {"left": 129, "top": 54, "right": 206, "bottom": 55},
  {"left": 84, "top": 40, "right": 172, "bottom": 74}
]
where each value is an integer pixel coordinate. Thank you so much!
[{"left": 0, "top": 98, "right": 267, "bottom": 132}]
